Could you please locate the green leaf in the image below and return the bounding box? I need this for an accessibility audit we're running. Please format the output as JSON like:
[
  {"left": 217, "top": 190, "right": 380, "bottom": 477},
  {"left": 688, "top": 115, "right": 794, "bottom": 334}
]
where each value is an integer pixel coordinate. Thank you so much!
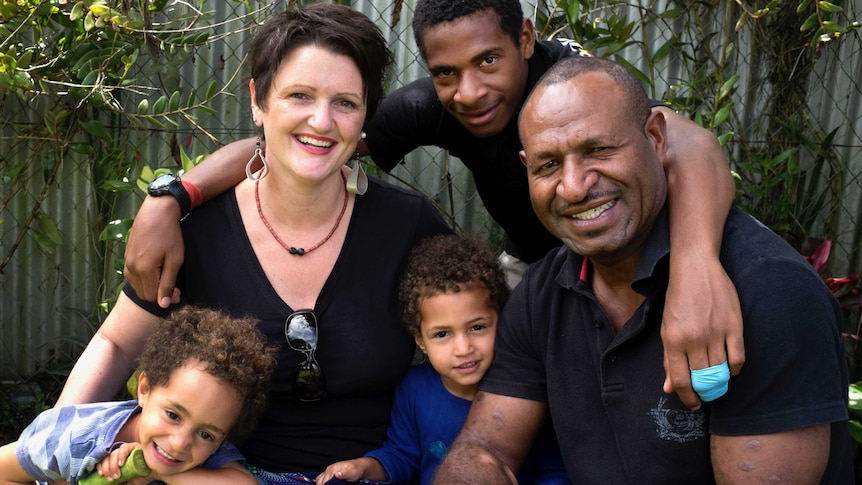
[
  {"left": 139, "top": 165, "right": 156, "bottom": 183},
  {"left": 84, "top": 10, "right": 95, "bottom": 31},
  {"left": 653, "top": 40, "right": 675, "bottom": 63},
  {"left": 849, "top": 383, "right": 862, "bottom": 411},
  {"left": 610, "top": 56, "right": 649, "bottom": 86},
  {"left": 718, "top": 74, "right": 739, "bottom": 101},
  {"left": 137, "top": 99, "right": 149, "bottom": 114},
  {"left": 68, "top": 142, "right": 94, "bottom": 155},
  {"left": 205, "top": 80, "right": 217, "bottom": 100},
  {"left": 16, "top": 50, "right": 33, "bottom": 69},
  {"left": 660, "top": 9, "right": 685, "bottom": 19},
  {"left": 35, "top": 212, "right": 63, "bottom": 246},
  {"left": 186, "top": 88, "right": 197, "bottom": 108},
  {"left": 80, "top": 119, "right": 111, "bottom": 141},
  {"left": 735, "top": 14, "right": 748, "bottom": 31},
  {"left": 717, "top": 131, "right": 735, "bottom": 147},
  {"left": 797, "top": 0, "right": 815, "bottom": 13},
  {"left": 70, "top": 2, "right": 85, "bottom": 21},
  {"left": 818, "top": 1, "right": 844, "bottom": 13},
  {"left": 822, "top": 21, "right": 847, "bottom": 34},
  {"left": 3, "top": 162, "right": 25, "bottom": 184},
  {"left": 144, "top": 116, "right": 168, "bottom": 129},
  {"left": 180, "top": 146, "right": 194, "bottom": 173},
  {"left": 99, "top": 219, "right": 133, "bottom": 242},
  {"left": 152, "top": 94, "right": 167, "bottom": 114},
  {"left": 168, "top": 90, "right": 181, "bottom": 112},
  {"left": 81, "top": 69, "right": 97, "bottom": 86},
  {"left": 566, "top": 1, "right": 581, "bottom": 25},
  {"left": 712, "top": 103, "right": 733, "bottom": 127},
  {"left": 849, "top": 420, "right": 862, "bottom": 444},
  {"left": 800, "top": 13, "right": 819, "bottom": 32}
]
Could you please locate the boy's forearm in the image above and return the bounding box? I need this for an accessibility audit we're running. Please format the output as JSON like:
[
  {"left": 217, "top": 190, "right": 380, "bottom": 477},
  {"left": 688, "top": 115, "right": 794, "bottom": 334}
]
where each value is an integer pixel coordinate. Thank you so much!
[
  {"left": 182, "top": 137, "right": 257, "bottom": 203},
  {"left": 660, "top": 107, "right": 734, "bottom": 251}
]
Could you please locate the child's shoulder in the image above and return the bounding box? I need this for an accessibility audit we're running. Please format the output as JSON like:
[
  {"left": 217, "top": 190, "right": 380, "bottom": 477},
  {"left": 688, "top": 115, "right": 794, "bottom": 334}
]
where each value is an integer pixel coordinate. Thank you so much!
[
  {"left": 30, "top": 400, "right": 137, "bottom": 429},
  {"left": 398, "top": 363, "right": 443, "bottom": 393},
  {"left": 403, "top": 362, "right": 439, "bottom": 382}
]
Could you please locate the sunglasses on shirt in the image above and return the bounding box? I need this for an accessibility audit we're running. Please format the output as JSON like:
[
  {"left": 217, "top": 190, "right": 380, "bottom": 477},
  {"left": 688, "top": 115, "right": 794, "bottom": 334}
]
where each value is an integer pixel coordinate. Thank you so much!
[{"left": 285, "top": 310, "right": 326, "bottom": 402}]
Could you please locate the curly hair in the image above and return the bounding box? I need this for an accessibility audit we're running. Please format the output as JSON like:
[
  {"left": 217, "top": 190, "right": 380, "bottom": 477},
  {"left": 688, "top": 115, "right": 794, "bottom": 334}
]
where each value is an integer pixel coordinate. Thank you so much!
[
  {"left": 412, "top": 0, "right": 525, "bottom": 61},
  {"left": 248, "top": 2, "right": 392, "bottom": 125},
  {"left": 398, "top": 234, "right": 510, "bottom": 336},
  {"left": 138, "top": 306, "right": 276, "bottom": 443}
]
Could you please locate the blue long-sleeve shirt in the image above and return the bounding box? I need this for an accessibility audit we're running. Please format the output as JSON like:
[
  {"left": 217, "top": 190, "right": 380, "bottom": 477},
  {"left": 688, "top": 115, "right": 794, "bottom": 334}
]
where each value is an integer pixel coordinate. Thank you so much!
[{"left": 365, "top": 364, "right": 569, "bottom": 485}]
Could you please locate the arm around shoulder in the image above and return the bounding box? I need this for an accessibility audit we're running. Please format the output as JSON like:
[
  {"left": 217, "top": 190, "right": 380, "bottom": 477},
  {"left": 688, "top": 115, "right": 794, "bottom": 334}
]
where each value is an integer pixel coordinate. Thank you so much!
[
  {"left": 656, "top": 107, "right": 744, "bottom": 410},
  {"left": 124, "top": 137, "right": 256, "bottom": 306}
]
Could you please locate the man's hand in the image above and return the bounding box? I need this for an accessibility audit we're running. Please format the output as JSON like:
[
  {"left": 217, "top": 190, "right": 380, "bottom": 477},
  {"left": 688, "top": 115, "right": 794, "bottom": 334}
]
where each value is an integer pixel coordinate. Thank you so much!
[
  {"left": 124, "top": 195, "right": 184, "bottom": 308},
  {"left": 661, "top": 253, "right": 744, "bottom": 410}
]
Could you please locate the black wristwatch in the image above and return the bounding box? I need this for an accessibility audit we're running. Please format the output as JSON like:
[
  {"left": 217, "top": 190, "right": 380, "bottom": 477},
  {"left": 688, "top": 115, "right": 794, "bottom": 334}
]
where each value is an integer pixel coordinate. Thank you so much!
[{"left": 147, "top": 173, "right": 191, "bottom": 217}]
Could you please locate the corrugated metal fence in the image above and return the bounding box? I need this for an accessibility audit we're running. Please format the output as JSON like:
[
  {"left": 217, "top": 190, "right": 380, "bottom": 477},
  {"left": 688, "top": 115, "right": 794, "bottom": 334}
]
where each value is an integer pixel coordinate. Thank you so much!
[{"left": 1, "top": 0, "right": 861, "bottom": 382}]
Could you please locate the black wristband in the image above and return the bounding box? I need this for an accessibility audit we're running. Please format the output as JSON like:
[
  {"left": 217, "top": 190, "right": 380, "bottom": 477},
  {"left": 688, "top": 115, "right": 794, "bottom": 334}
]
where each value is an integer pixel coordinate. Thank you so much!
[{"left": 147, "top": 173, "right": 192, "bottom": 217}]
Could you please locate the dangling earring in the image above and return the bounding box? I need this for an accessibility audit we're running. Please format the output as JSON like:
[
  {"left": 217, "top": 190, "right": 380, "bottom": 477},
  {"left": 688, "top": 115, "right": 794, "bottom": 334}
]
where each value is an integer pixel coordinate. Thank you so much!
[
  {"left": 246, "top": 135, "right": 269, "bottom": 181},
  {"left": 346, "top": 131, "right": 368, "bottom": 195}
]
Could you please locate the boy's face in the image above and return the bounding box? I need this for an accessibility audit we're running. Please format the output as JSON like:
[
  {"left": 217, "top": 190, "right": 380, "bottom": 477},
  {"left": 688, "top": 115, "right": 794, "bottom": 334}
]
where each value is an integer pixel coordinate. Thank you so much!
[
  {"left": 422, "top": 9, "right": 535, "bottom": 138},
  {"left": 414, "top": 286, "right": 498, "bottom": 400},
  {"left": 135, "top": 361, "right": 242, "bottom": 476}
]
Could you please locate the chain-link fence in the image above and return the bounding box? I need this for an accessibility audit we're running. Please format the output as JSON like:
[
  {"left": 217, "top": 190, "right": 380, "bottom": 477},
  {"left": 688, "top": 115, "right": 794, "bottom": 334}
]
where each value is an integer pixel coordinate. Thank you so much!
[{"left": 2, "top": 0, "right": 861, "bottom": 389}]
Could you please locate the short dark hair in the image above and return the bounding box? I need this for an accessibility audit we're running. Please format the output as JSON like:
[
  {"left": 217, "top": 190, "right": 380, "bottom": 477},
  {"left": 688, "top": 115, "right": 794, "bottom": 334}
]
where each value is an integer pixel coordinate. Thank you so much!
[
  {"left": 530, "top": 56, "right": 651, "bottom": 129},
  {"left": 412, "top": 0, "right": 524, "bottom": 60},
  {"left": 138, "top": 306, "right": 276, "bottom": 443},
  {"left": 398, "top": 234, "right": 510, "bottom": 336},
  {"left": 248, "top": 2, "right": 392, "bottom": 124}
]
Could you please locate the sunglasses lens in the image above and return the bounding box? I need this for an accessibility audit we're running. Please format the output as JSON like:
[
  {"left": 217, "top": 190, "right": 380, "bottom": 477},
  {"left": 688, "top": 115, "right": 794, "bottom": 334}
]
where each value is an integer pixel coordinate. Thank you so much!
[
  {"left": 285, "top": 312, "right": 317, "bottom": 352},
  {"left": 292, "top": 360, "right": 326, "bottom": 401}
]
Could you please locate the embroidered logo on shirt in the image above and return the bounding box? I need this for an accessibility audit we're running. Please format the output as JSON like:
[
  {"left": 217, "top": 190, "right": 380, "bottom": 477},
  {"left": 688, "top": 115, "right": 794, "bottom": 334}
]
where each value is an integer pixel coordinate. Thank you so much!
[
  {"left": 648, "top": 396, "right": 705, "bottom": 443},
  {"left": 428, "top": 440, "right": 447, "bottom": 460}
]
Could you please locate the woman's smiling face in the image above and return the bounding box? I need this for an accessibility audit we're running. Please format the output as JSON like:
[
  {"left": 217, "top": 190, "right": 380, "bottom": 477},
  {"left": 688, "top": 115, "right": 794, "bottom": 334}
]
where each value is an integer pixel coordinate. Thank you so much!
[{"left": 250, "top": 45, "right": 367, "bottom": 184}]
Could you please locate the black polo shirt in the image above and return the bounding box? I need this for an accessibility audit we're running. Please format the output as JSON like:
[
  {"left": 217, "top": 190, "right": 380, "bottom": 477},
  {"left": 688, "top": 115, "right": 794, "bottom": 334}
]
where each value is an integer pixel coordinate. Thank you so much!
[{"left": 481, "top": 208, "right": 852, "bottom": 483}]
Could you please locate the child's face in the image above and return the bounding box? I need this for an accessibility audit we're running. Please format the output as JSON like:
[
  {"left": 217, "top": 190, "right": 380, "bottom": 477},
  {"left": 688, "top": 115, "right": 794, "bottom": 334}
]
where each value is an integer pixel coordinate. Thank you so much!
[
  {"left": 414, "top": 286, "right": 498, "bottom": 400},
  {"left": 135, "top": 360, "right": 242, "bottom": 475}
]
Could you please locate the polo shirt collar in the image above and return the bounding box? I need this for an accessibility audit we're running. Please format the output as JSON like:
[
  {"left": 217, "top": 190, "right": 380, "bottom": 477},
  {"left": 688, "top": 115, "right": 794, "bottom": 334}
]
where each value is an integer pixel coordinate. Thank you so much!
[{"left": 555, "top": 206, "right": 670, "bottom": 296}]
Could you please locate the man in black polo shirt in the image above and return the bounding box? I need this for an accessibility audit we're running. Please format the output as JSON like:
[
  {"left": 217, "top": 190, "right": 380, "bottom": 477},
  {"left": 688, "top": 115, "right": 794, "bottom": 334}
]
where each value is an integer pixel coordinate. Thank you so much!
[
  {"left": 124, "top": 0, "right": 742, "bottom": 409},
  {"left": 433, "top": 56, "right": 852, "bottom": 484}
]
